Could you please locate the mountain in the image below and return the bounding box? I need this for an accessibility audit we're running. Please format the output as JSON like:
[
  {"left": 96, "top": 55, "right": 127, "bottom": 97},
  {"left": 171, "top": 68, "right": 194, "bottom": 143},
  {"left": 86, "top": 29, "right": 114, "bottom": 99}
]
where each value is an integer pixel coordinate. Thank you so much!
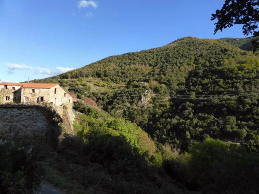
[
  {"left": 37, "top": 36, "right": 259, "bottom": 96},
  {"left": 33, "top": 36, "right": 259, "bottom": 193}
]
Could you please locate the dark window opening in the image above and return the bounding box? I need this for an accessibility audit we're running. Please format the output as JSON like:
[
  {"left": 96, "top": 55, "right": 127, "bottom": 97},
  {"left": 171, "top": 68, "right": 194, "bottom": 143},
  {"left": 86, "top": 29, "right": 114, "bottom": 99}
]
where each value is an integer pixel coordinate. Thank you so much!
[
  {"left": 37, "top": 97, "right": 44, "bottom": 103},
  {"left": 54, "top": 88, "right": 57, "bottom": 94},
  {"left": 32, "top": 89, "right": 35, "bottom": 93},
  {"left": 4, "top": 85, "right": 7, "bottom": 89},
  {"left": 64, "top": 93, "right": 66, "bottom": 97},
  {"left": 12, "top": 87, "right": 15, "bottom": 90},
  {"left": 6, "top": 96, "right": 10, "bottom": 101}
]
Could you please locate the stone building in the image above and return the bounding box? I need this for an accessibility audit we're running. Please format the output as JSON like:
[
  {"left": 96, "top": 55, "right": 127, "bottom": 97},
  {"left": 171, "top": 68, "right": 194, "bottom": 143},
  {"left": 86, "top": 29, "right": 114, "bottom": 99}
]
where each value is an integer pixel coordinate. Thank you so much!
[
  {"left": 0, "top": 82, "right": 73, "bottom": 106},
  {"left": 0, "top": 82, "right": 75, "bottom": 130}
]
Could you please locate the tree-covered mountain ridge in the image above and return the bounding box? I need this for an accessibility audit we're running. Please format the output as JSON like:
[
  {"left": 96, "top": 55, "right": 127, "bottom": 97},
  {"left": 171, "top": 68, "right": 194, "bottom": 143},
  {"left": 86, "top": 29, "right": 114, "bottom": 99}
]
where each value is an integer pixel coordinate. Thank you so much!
[{"left": 37, "top": 36, "right": 259, "bottom": 96}]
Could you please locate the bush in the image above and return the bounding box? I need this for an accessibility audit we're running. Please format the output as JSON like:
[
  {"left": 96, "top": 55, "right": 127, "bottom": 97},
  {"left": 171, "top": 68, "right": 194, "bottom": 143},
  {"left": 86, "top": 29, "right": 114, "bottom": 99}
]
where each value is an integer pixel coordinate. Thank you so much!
[
  {"left": 187, "top": 138, "right": 259, "bottom": 193},
  {"left": 0, "top": 139, "right": 44, "bottom": 193}
]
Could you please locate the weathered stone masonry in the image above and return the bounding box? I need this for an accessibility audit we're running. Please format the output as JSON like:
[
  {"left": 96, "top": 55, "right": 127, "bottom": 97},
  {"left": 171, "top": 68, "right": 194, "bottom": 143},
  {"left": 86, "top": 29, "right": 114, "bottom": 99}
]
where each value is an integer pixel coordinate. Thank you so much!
[
  {"left": 0, "top": 83, "right": 75, "bottom": 130},
  {"left": 0, "top": 105, "right": 61, "bottom": 136},
  {"left": 0, "top": 105, "right": 62, "bottom": 147}
]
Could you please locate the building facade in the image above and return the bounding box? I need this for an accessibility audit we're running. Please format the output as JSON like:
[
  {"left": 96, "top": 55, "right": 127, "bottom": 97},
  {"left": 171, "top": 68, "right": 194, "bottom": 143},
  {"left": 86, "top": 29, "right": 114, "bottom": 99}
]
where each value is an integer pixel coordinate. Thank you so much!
[{"left": 0, "top": 83, "right": 73, "bottom": 107}]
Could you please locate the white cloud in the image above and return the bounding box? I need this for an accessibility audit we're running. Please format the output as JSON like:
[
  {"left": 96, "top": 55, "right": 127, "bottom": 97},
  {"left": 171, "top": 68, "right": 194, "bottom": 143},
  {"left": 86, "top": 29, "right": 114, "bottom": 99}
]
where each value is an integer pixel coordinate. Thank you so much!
[
  {"left": 85, "top": 12, "right": 93, "bottom": 18},
  {"left": 37, "top": 67, "right": 52, "bottom": 75},
  {"left": 35, "top": 67, "right": 75, "bottom": 76},
  {"left": 6, "top": 63, "right": 33, "bottom": 70},
  {"left": 54, "top": 67, "right": 75, "bottom": 75},
  {"left": 77, "top": 0, "right": 98, "bottom": 9}
]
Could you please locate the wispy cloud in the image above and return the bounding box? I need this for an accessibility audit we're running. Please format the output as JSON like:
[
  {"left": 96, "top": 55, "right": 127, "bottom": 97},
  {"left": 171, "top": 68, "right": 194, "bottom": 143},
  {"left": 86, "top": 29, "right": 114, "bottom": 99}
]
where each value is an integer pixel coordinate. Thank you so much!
[
  {"left": 37, "top": 67, "right": 52, "bottom": 75},
  {"left": 77, "top": 0, "right": 98, "bottom": 9},
  {"left": 85, "top": 12, "right": 93, "bottom": 18},
  {"left": 35, "top": 67, "right": 75, "bottom": 76},
  {"left": 6, "top": 63, "right": 33, "bottom": 70}
]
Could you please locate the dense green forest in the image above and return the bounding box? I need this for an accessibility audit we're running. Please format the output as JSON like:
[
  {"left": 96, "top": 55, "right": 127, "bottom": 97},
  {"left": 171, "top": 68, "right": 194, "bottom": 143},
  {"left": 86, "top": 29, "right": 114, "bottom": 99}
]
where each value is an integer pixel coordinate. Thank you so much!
[{"left": 29, "top": 37, "right": 259, "bottom": 193}]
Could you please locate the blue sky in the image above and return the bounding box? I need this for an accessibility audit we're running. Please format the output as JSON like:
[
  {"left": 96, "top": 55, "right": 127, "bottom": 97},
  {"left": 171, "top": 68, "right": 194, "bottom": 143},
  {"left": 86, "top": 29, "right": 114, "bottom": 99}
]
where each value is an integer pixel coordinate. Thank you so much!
[{"left": 0, "top": 0, "right": 248, "bottom": 82}]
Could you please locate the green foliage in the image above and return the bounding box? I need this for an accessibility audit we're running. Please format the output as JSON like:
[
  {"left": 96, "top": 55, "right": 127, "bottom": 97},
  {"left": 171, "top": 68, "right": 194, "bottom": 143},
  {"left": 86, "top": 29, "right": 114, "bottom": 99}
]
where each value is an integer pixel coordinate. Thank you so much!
[
  {"left": 55, "top": 101, "right": 187, "bottom": 194},
  {"left": 0, "top": 138, "right": 44, "bottom": 193},
  {"left": 73, "top": 101, "right": 168, "bottom": 167},
  {"left": 212, "top": 0, "right": 259, "bottom": 52},
  {"left": 220, "top": 37, "right": 259, "bottom": 51},
  {"left": 212, "top": 0, "right": 259, "bottom": 36},
  {"left": 186, "top": 139, "right": 259, "bottom": 193}
]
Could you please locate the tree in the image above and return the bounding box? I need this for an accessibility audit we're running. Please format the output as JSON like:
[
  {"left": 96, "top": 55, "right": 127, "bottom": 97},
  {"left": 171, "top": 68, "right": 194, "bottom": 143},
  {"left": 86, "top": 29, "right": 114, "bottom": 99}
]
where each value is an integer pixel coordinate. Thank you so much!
[{"left": 211, "top": 0, "right": 259, "bottom": 52}]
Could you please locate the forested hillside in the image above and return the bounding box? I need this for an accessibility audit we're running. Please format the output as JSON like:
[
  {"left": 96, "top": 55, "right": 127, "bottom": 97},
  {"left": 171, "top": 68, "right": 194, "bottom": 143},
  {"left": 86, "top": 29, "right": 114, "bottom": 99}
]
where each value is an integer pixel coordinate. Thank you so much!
[
  {"left": 220, "top": 36, "right": 259, "bottom": 51},
  {"left": 42, "top": 37, "right": 256, "bottom": 90},
  {"left": 32, "top": 37, "right": 259, "bottom": 193}
]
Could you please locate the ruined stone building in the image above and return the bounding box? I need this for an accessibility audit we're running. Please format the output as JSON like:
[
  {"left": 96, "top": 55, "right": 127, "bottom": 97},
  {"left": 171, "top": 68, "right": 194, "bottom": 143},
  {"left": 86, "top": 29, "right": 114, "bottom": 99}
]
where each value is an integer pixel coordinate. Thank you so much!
[
  {"left": 0, "top": 82, "right": 75, "bottom": 130},
  {"left": 0, "top": 82, "right": 73, "bottom": 106}
]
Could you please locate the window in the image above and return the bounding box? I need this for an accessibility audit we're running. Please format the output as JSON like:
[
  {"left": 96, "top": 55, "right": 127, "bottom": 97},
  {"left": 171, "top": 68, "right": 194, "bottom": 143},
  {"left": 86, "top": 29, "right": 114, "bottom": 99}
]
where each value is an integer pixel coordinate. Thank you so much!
[
  {"left": 12, "top": 87, "right": 15, "bottom": 90},
  {"left": 24, "top": 96, "right": 29, "bottom": 103},
  {"left": 54, "top": 88, "right": 57, "bottom": 94},
  {"left": 32, "top": 89, "right": 35, "bottom": 93},
  {"left": 6, "top": 96, "right": 10, "bottom": 101},
  {"left": 64, "top": 93, "right": 66, "bottom": 97},
  {"left": 69, "top": 99, "right": 71, "bottom": 103},
  {"left": 38, "top": 97, "right": 44, "bottom": 103},
  {"left": 4, "top": 85, "right": 7, "bottom": 89}
]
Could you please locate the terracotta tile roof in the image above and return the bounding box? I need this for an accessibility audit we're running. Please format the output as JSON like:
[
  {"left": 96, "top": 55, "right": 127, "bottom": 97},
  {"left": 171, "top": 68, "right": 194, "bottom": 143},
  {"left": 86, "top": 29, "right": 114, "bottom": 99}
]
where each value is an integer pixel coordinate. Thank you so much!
[
  {"left": 22, "top": 83, "right": 58, "bottom": 89},
  {"left": 0, "top": 82, "right": 58, "bottom": 89}
]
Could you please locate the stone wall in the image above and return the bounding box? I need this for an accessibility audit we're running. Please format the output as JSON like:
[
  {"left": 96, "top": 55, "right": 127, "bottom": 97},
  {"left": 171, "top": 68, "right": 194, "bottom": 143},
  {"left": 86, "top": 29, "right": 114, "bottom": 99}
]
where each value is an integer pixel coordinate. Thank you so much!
[{"left": 0, "top": 105, "right": 62, "bottom": 147}]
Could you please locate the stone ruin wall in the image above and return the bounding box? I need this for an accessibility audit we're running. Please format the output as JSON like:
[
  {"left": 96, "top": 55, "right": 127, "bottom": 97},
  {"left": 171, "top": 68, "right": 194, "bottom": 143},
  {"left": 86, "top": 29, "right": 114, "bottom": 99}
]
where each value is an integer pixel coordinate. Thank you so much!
[{"left": 0, "top": 105, "right": 61, "bottom": 141}]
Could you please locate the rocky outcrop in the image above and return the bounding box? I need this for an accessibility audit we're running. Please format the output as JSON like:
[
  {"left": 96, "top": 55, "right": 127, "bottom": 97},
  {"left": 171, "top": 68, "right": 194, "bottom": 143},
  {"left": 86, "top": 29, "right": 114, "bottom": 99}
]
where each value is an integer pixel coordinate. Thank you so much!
[{"left": 137, "top": 89, "right": 153, "bottom": 108}]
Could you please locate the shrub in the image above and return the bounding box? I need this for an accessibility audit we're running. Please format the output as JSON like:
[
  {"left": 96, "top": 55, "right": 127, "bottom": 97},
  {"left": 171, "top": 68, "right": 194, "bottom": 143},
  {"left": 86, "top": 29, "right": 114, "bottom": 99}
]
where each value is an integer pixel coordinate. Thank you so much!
[{"left": 0, "top": 139, "right": 44, "bottom": 193}]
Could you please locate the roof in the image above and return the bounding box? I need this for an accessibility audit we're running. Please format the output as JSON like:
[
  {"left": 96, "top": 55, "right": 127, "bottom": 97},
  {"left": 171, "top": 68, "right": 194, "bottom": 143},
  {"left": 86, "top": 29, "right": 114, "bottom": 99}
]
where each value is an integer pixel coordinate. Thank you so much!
[{"left": 0, "top": 82, "right": 58, "bottom": 89}]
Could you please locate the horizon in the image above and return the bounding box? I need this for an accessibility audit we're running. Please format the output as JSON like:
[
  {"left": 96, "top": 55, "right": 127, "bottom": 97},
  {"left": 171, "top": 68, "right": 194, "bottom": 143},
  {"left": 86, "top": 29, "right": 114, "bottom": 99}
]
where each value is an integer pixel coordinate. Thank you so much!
[{"left": 0, "top": 0, "right": 248, "bottom": 82}]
